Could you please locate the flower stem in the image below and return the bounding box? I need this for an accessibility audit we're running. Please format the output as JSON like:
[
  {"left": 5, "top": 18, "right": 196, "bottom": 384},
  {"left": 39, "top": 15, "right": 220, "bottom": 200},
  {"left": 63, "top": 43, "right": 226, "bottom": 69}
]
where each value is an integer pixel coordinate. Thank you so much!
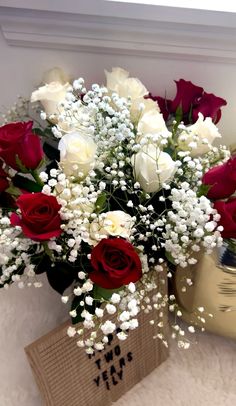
[
  {"left": 42, "top": 242, "right": 53, "bottom": 259},
  {"left": 31, "top": 170, "right": 44, "bottom": 188}
]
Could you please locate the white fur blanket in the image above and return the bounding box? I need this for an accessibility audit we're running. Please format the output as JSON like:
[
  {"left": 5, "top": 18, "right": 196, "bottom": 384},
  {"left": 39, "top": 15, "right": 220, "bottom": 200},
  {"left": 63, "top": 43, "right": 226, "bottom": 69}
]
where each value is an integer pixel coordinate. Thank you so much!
[{"left": 116, "top": 331, "right": 236, "bottom": 406}]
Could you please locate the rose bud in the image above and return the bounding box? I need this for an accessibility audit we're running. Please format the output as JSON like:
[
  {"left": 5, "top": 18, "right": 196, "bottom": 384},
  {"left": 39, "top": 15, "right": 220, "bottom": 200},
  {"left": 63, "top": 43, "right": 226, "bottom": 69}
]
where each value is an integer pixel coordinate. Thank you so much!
[{"left": 0, "top": 121, "right": 44, "bottom": 171}]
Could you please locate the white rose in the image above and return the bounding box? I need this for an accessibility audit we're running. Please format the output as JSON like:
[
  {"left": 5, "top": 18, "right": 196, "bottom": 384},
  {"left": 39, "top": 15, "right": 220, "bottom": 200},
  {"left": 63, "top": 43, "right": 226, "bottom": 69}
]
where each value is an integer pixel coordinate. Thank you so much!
[
  {"left": 178, "top": 113, "right": 221, "bottom": 157},
  {"left": 42, "top": 67, "right": 70, "bottom": 84},
  {"left": 90, "top": 211, "right": 134, "bottom": 244},
  {"left": 58, "top": 132, "right": 97, "bottom": 178},
  {"left": 131, "top": 144, "right": 176, "bottom": 193},
  {"left": 105, "top": 67, "right": 129, "bottom": 89},
  {"left": 31, "top": 81, "right": 70, "bottom": 117},
  {"left": 130, "top": 97, "right": 160, "bottom": 123},
  {"left": 105, "top": 67, "right": 148, "bottom": 101},
  {"left": 137, "top": 109, "right": 171, "bottom": 140}
]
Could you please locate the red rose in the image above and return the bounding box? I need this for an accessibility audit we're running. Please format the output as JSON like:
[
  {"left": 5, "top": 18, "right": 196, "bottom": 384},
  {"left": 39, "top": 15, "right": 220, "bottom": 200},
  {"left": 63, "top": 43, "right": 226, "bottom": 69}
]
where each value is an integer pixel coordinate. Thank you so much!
[
  {"left": 0, "top": 121, "right": 43, "bottom": 170},
  {"left": 10, "top": 192, "right": 62, "bottom": 241},
  {"left": 214, "top": 199, "right": 236, "bottom": 239},
  {"left": 149, "top": 80, "right": 226, "bottom": 125},
  {"left": 90, "top": 238, "right": 142, "bottom": 289},
  {"left": 170, "top": 79, "right": 203, "bottom": 115},
  {"left": 0, "top": 164, "right": 9, "bottom": 193},
  {"left": 202, "top": 157, "right": 236, "bottom": 199},
  {"left": 192, "top": 92, "right": 227, "bottom": 124}
]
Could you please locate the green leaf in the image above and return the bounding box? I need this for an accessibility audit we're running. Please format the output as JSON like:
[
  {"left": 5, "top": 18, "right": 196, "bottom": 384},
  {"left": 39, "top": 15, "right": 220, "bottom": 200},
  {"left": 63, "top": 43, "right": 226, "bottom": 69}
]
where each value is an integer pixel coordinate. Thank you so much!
[
  {"left": 71, "top": 292, "right": 97, "bottom": 325},
  {"left": 44, "top": 127, "right": 54, "bottom": 136},
  {"left": 15, "top": 155, "right": 29, "bottom": 174},
  {"left": 33, "top": 128, "right": 45, "bottom": 137},
  {"left": 93, "top": 284, "right": 121, "bottom": 301},
  {"left": 197, "top": 183, "right": 211, "bottom": 197},
  {"left": 12, "top": 174, "right": 42, "bottom": 192},
  {"left": 30, "top": 169, "right": 44, "bottom": 187},
  {"left": 163, "top": 146, "right": 174, "bottom": 156},
  {"left": 188, "top": 103, "right": 193, "bottom": 123},
  {"left": 175, "top": 105, "right": 183, "bottom": 124},
  {"left": 33, "top": 127, "right": 54, "bottom": 138},
  {"left": 46, "top": 262, "right": 77, "bottom": 295},
  {"left": 71, "top": 295, "right": 84, "bottom": 324},
  {"left": 35, "top": 157, "right": 45, "bottom": 171},
  {"left": 5, "top": 185, "right": 21, "bottom": 197},
  {"left": 43, "top": 141, "right": 60, "bottom": 161},
  {"left": 165, "top": 250, "right": 176, "bottom": 265},
  {"left": 31, "top": 254, "right": 52, "bottom": 275},
  {"left": 95, "top": 192, "right": 107, "bottom": 213}
]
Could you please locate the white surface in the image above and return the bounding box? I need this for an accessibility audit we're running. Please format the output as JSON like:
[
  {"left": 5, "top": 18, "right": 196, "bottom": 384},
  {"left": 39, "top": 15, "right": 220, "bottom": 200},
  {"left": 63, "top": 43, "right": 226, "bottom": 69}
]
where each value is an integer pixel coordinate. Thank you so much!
[
  {"left": 116, "top": 330, "right": 236, "bottom": 406},
  {"left": 0, "top": 274, "right": 68, "bottom": 406},
  {"left": 0, "top": 4, "right": 236, "bottom": 405},
  {"left": 0, "top": 29, "right": 235, "bottom": 147},
  {"left": 1, "top": 296, "right": 236, "bottom": 406}
]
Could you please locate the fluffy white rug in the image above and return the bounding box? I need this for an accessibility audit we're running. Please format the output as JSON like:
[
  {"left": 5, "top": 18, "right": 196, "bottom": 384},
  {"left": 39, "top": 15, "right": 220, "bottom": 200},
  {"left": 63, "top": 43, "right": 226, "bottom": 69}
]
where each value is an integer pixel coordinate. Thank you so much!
[
  {"left": 116, "top": 330, "right": 236, "bottom": 406},
  {"left": 1, "top": 281, "right": 235, "bottom": 405}
]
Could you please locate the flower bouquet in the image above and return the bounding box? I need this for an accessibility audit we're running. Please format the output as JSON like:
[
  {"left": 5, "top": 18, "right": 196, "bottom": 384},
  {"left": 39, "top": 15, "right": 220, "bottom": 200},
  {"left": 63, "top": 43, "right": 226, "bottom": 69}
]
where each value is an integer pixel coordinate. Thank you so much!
[
  {"left": 0, "top": 67, "right": 230, "bottom": 354},
  {"left": 0, "top": 66, "right": 231, "bottom": 405}
]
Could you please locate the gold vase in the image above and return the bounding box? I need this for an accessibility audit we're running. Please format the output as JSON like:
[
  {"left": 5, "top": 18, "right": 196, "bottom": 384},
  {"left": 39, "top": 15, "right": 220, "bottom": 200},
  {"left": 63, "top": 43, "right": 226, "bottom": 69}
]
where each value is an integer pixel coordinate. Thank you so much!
[{"left": 174, "top": 247, "right": 236, "bottom": 339}]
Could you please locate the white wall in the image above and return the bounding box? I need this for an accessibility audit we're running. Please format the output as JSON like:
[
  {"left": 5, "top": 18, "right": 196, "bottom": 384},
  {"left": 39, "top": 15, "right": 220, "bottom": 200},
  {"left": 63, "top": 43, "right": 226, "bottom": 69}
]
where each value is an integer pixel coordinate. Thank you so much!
[
  {"left": 0, "top": 3, "right": 236, "bottom": 405},
  {"left": 0, "top": 32, "right": 235, "bottom": 146}
]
